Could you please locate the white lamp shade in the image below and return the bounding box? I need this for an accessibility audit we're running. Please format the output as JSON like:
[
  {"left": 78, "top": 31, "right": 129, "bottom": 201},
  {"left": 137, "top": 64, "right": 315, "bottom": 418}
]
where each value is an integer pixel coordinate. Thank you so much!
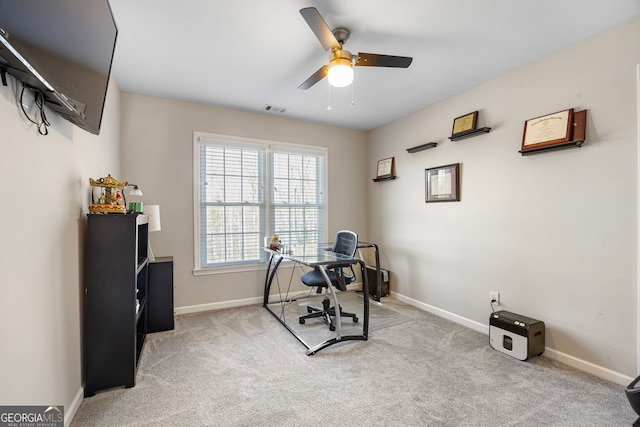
[
  {"left": 129, "top": 185, "right": 143, "bottom": 196},
  {"left": 143, "top": 204, "right": 161, "bottom": 232},
  {"left": 328, "top": 60, "right": 353, "bottom": 87}
]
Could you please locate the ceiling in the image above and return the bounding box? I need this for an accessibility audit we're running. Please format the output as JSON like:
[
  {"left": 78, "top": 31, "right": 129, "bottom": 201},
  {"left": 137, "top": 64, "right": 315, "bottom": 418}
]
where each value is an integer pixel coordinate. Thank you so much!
[{"left": 107, "top": 0, "right": 640, "bottom": 131}]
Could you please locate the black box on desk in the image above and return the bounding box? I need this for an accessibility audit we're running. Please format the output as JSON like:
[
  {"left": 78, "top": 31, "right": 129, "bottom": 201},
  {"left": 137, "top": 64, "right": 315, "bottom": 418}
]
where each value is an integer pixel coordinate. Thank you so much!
[{"left": 489, "top": 310, "right": 545, "bottom": 361}]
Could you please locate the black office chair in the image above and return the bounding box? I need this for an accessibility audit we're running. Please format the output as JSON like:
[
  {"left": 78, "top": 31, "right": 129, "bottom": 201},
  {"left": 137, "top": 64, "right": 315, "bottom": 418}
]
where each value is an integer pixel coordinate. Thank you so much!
[{"left": 299, "top": 230, "right": 359, "bottom": 331}]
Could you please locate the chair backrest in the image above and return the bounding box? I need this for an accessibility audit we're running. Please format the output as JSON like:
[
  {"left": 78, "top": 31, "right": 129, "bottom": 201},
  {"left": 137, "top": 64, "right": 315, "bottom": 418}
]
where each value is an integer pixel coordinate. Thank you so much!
[{"left": 332, "top": 230, "right": 358, "bottom": 257}]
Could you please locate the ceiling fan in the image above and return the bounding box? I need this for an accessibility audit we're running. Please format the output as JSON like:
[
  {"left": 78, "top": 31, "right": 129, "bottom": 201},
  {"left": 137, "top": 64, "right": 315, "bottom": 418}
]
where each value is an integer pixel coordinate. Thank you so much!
[{"left": 298, "top": 7, "right": 413, "bottom": 90}]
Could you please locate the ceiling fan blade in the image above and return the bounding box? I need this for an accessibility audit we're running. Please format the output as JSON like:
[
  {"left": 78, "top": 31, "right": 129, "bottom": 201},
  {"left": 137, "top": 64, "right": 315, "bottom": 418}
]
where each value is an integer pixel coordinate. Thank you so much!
[
  {"left": 298, "top": 65, "right": 329, "bottom": 90},
  {"left": 300, "top": 7, "right": 340, "bottom": 51},
  {"left": 355, "top": 52, "right": 413, "bottom": 68}
]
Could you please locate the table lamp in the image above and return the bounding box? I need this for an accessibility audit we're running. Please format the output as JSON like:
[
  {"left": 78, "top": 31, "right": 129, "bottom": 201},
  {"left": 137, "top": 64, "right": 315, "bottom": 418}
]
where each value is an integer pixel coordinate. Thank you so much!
[{"left": 142, "top": 204, "right": 161, "bottom": 261}]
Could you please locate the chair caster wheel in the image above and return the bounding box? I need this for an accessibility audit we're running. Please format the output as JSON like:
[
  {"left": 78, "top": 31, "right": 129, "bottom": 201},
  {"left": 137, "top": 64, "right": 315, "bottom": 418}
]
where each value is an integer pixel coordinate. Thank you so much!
[
  {"left": 299, "top": 318, "right": 305, "bottom": 324},
  {"left": 353, "top": 316, "right": 359, "bottom": 323},
  {"left": 307, "top": 307, "right": 313, "bottom": 313},
  {"left": 330, "top": 325, "right": 336, "bottom": 331}
]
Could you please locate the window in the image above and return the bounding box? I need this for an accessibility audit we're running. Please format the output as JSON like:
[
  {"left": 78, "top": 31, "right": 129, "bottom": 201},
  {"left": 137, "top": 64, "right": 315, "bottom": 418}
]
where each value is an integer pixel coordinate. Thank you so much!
[{"left": 193, "top": 132, "right": 326, "bottom": 272}]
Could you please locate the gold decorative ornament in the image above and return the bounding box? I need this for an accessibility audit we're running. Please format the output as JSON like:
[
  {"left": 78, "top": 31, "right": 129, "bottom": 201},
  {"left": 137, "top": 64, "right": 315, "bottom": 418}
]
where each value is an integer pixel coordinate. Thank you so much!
[{"left": 89, "top": 174, "right": 128, "bottom": 214}]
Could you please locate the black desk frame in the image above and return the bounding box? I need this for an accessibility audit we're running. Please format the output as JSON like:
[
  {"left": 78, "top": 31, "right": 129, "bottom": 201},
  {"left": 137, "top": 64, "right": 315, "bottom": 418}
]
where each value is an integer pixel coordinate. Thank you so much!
[
  {"left": 356, "top": 242, "right": 384, "bottom": 302},
  {"left": 263, "top": 249, "right": 370, "bottom": 355}
]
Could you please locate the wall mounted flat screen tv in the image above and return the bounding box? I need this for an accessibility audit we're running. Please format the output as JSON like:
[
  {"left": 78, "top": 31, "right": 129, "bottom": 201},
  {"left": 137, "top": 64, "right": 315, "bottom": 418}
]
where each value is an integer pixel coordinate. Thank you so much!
[{"left": 0, "top": 0, "right": 117, "bottom": 135}]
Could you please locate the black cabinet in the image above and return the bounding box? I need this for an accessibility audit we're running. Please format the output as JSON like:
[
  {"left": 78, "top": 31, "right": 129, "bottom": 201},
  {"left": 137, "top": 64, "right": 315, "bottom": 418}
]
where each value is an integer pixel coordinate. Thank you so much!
[
  {"left": 148, "top": 257, "right": 174, "bottom": 333},
  {"left": 84, "top": 213, "right": 148, "bottom": 397}
]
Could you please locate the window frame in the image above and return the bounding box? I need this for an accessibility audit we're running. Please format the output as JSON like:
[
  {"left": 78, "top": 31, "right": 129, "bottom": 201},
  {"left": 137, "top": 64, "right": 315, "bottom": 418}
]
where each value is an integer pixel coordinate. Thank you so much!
[{"left": 193, "top": 132, "right": 328, "bottom": 275}]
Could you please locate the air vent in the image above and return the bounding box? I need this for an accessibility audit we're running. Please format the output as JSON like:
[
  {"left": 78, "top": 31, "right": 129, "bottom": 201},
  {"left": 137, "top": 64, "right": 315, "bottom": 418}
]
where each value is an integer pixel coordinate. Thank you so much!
[{"left": 264, "top": 104, "right": 287, "bottom": 114}]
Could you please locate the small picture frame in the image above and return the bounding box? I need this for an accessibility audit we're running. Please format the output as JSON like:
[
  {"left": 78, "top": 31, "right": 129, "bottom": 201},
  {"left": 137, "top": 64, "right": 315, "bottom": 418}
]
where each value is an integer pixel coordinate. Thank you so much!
[
  {"left": 451, "top": 111, "right": 478, "bottom": 137},
  {"left": 376, "top": 157, "right": 395, "bottom": 179},
  {"left": 522, "top": 108, "right": 574, "bottom": 150},
  {"left": 425, "top": 163, "right": 460, "bottom": 203}
]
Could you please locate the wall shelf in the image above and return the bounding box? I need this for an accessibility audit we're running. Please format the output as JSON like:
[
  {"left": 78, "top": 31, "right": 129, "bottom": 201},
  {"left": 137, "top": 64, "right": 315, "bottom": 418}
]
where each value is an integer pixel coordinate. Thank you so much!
[
  {"left": 372, "top": 176, "right": 396, "bottom": 182},
  {"left": 448, "top": 127, "right": 491, "bottom": 141},
  {"left": 519, "top": 140, "right": 585, "bottom": 156},
  {"left": 406, "top": 142, "right": 437, "bottom": 153}
]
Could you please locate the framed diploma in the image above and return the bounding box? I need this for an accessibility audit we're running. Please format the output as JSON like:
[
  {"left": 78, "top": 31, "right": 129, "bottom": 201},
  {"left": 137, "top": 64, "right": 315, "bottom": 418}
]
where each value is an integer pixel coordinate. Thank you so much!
[
  {"left": 425, "top": 163, "right": 460, "bottom": 203},
  {"left": 522, "top": 109, "right": 574, "bottom": 150},
  {"left": 376, "top": 157, "right": 395, "bottom": 179},
  {"left": 451, "top": 111, "right": 478, "bottom": 137}
]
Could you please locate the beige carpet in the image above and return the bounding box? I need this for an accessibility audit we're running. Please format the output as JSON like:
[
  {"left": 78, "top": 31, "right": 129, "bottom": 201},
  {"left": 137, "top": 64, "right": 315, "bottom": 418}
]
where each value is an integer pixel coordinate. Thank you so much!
[{"left": 71, "top": 296, "right": 637, "bottom": 426}]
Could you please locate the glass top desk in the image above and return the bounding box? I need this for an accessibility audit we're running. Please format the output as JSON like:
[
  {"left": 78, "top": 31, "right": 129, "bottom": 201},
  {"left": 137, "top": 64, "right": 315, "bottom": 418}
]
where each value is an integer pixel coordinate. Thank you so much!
[
  {"left": 264, "top": 241, "right": 384, "bottom": 301},
  {"left": 263, "top": 244, "right": 371, "bottom": 355}
]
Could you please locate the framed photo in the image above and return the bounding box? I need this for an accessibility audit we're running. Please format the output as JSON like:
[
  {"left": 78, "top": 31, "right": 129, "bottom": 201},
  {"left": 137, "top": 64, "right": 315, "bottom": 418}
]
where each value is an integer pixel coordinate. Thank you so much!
[
  {"left": 376, "top": 157, "right": 395, "bottom": 179},
  {"left": 425, "top": 163, "right": 460, "bottom": 203},
  {"left": 522, "top": 108, "right": 574, "bottom": 150},
  {"left": 451, "top": 111, "right": 478, "bottom": 137}
]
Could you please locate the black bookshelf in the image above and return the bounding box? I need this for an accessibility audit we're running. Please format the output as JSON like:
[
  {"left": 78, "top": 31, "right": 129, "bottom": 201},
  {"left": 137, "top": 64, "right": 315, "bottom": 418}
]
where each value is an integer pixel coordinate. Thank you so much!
[{"left": 84, "top": 213, "right": 149, "bottom": 397}]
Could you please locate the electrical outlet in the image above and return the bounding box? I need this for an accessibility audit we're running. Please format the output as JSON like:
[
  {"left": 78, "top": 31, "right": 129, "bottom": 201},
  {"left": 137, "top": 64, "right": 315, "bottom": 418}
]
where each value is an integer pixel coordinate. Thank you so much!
[{"left": 490, "top": 291, "right": 500, "bottom": 306}]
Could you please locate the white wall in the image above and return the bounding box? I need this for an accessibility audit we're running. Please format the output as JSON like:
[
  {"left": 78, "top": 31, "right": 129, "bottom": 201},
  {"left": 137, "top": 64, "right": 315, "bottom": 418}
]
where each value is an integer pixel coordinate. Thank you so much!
[
  {"left": 368, "top": 17, "right": 640, "bottom": 382},
  {"left": 0, "top": 77, "right": 121, "bottom": 422},
  {"left": 120, "top": 94, "right": 368, "bottom": 309}
]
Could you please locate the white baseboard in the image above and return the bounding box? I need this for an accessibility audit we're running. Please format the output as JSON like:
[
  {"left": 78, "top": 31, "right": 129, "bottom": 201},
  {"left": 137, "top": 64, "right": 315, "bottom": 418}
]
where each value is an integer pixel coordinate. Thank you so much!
[
  {"left": 391, "top": 291, "right": 488, "bottom": 333},
  {"left": 174, "top": 284, "right": 375, "bottom": 315},
  {"left": 175, "top": 297, "right": 261, "bottom": 315},
  {"left": 174, "top": 290, "right": 312, "bottom": 315},
  {"left": 542, "top": 347, "right": 633, "bottom": 386},
  {"left": 65, "top": 387, "right": 84, "bottom": 427},
  {"left": 390, "top": 291, "right": 634, "bottom": 387}
]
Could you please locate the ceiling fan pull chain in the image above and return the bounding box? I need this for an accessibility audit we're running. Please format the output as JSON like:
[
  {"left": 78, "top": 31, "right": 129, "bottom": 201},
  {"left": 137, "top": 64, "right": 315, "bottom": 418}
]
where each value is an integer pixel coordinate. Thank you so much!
[
  {"left": 351, "top": 75, "right": 355, "bottom": 106},
  {"left": 327, "top": 83, "right": 333, "bottom": 111}
]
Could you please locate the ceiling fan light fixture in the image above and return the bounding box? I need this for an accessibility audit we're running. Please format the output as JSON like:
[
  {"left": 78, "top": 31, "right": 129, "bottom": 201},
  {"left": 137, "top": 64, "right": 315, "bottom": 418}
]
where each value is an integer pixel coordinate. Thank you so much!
[{"left": 328, "top": 52, "right": 354, "bottom": 87}]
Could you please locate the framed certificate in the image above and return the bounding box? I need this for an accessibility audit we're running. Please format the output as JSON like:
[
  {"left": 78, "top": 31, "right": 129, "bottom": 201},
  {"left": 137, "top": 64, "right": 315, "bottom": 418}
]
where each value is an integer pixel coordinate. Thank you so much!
[
  {"left": 451, "top": 111, "right": 478, "bottom": 137},
  {"left": 425, "top": 163, "right": 460, "bottom": 203},
  {"left": 376, "top": 157, "right": 395, "bottom": 179},
  {"left": 522, "top": 109, "right": 574, "bottom": 150}
]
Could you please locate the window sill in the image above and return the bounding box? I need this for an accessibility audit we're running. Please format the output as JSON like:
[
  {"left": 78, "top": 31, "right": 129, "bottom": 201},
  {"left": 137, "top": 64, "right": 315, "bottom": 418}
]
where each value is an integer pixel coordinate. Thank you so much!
[{"left": 192, "top": 260, "right": 295, "bottom": 276}]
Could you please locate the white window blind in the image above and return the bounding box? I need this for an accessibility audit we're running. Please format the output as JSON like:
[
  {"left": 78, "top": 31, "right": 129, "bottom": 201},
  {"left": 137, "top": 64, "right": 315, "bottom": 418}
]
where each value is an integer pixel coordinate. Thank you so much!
[
  {"left": 194, "top": 132, "right": 326, "bottom": 272},
  {"left": 270, "top": 149, "right": 325, "bottom": 258}
]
